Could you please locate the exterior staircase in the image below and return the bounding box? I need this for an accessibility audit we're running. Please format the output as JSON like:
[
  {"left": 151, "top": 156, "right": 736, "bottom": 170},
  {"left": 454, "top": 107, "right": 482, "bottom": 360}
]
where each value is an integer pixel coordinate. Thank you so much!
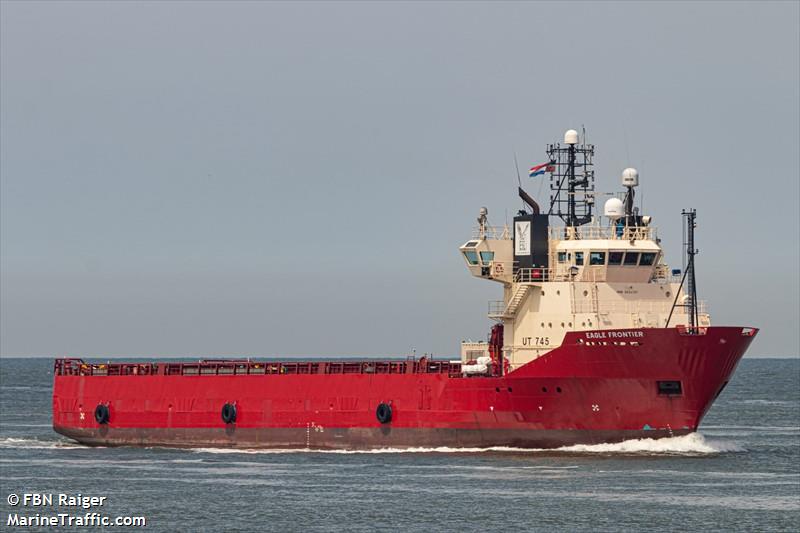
[
  {"left": 488, "top": 284, "right": 531, "bottom": 319},
  {"left": 505, "top": 285, "right": 531, "bottom": 316}
]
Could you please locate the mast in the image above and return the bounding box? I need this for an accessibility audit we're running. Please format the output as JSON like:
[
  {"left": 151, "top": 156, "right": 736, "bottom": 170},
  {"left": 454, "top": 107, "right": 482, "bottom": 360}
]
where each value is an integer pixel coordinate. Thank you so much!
[
  {"left": 683, "top": 208, "right": 699, "bottom": 331},
  {"left": 666, "top": 208, "right": 700, "bottom": 331},
  {"left": 548, "top": 129, "right": 595, "bottom": 230}
]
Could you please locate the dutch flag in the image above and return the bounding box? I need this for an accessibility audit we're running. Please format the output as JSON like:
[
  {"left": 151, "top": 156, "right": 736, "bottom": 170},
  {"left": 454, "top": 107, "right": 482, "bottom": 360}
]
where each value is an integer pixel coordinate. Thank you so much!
[{"left": 529, "top": 161, "right": 555, "bottom": 177}]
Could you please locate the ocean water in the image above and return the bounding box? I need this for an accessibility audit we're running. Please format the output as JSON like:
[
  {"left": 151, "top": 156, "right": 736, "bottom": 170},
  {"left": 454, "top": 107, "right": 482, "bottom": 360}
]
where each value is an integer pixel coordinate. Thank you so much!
[{"left": 0, "top": 358, "right": 798, "bottom": 532}]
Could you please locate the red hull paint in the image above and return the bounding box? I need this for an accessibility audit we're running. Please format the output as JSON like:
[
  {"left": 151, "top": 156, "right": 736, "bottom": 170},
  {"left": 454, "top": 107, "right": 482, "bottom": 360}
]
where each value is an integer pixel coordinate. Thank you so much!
[{"left": 52, "top": 327, "right": 756, "bottom": 449}]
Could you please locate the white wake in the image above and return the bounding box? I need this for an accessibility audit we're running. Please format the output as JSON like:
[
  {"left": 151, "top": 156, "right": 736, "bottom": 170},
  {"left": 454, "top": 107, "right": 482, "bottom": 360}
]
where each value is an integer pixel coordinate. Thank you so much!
[
  {"left": 189, "top": 432, "right": 742, "bottom": 456},
  {"left": 0, "top": 437, "right": 86, "bottom": 450}
]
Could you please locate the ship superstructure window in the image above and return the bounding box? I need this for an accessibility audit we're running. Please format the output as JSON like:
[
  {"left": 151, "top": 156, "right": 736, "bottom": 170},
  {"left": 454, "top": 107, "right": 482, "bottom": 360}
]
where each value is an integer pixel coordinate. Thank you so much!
[
  {"left": 463, "top": 251, "right": 479, "bottom": 265},
  {"left": 623, "top": 252, "right": 640, "bottom": 266},
  {"left": 480, "top": 251, "right": 495, "bottom": 263},
  {"left": 608, "top": 251, "right": 624, "bottom": 265},
  {"left": 558, "top": 252, "right": 567, "bottom": 263},
  {"left": 464, "top": 241, "right": 479, "bottom": 247},
  {"left": 575, "top": 252, "right": 584, "bottom": 266},
  {"left": 639, "top": 252, "right": 656, "bottom": 266},
  {"left": 589, "top": 252, "right": 606, "bottom": 265}
]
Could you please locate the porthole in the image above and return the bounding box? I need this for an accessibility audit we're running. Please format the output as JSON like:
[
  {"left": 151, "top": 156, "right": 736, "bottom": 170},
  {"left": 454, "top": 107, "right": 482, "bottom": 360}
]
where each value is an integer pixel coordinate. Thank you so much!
[
  {"left": 541, "top": 291, "right": 546, "bottom": 296},
  {"left": 568, "top": 322, "right": 573, "bottom": 327},
  {"left": 507, "top": 387, "right": 513, "bottom": 393},
  {"left": 561, "top": 322, "right": 565, "bottom": 327},
  {"left": 582, "top": 322, "right": 586, "bottom": 327},
  {"left": 665, "top": 291, "right": 671, "bottom": 298},
  {"left": 556, "top": 290, "right": 561, "bottom": 296},
  {"left": 495, "top": 387, "right": 500, "bottom": 392},
  {"left": 588, "top": 321, "right": 593, "bottom": 326},
  {"left": 548, "top": 322, "right": 552, "bottom": 328},
  {"left": 541, "top": 322, "right": 545, "bottom": 328},
  {"left": 542, "top": 387, "right": 548, "bottom": 393},
  {"left": 583, "top": 290, "right": 589, "bottom": 297},
  {"left": 556, "top": 387, "right": 562, "bottom": 393}
]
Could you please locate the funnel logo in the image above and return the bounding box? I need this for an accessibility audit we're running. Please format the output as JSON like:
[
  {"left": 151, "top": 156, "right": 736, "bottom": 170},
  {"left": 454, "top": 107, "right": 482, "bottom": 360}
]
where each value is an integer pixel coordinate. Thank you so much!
[{"left": 515, "top": 221, "right": 531, "bottom": 255}]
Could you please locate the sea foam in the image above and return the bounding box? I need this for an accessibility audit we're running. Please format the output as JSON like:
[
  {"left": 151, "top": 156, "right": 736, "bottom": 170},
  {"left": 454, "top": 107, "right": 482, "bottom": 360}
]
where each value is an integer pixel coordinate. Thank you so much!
[{"left": 188, "top": 432, "right": 742, "bottom": 456}]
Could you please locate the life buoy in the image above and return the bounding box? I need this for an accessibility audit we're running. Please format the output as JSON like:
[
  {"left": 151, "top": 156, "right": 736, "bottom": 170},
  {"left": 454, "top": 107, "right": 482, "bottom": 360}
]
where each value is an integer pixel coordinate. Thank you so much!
[
  {"left": 94, "top": 404, "right": 110, "bottom": 425},
  {"left": 221, "top": 403, "right": 237, "bottom": 424},
  {"left": 376, "top": 403, "right": 392, "bottom": 424}
]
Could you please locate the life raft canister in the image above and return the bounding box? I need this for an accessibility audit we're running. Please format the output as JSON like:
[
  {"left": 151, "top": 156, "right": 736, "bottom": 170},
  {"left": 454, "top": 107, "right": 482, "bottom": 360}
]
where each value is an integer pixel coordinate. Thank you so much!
[
  {"left": 94, "top": 404, "right": 110, "bottom": 425},
  {"left": 221, "top": 403, "right": 237, "bottom": 424},
  {"left": 375, "top": 403, "right": 392, "bottom": 424}
]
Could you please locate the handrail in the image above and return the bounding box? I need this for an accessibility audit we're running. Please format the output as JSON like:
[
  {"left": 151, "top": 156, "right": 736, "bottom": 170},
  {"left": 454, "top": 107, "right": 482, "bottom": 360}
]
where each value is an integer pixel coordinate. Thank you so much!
[
  {"left": 514, "top": 267, "right": 556, "bottom": 283},
  {"left": 471, "top": 225, "right": 511, "bottom": 240},
  {"left": 487, "top": 300, "right": 506, "bottom": 315},
  {"left": 549, "top": 225, "right": 657, "bottom": 241},
  {"left": 54, "top": 357, "right": 464, "bottom": 378}
]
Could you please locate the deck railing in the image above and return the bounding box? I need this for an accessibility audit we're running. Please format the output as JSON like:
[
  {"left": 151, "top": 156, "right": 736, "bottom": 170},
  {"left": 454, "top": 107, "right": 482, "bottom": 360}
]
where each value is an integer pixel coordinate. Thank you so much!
[
  {"left": 514, "top": 267, "right": 556, "bottom": 283},
  {"left": 471, "top": 225, "right": 511, "bottom": 240},
  {"left": 54, "top": 357, "right": 464, "bottom": 378},
  {"left": 471, "top": 225, "right": 657, "bottom": 242},
  {"left": 549, "top": 225, "right": 657, "bottom": 242}
]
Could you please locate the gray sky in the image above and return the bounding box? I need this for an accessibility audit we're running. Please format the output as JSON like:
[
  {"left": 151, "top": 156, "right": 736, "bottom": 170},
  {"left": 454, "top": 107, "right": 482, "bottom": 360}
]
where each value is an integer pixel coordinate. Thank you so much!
[{"left": 1, "top": 1, "right": 798, "bottom": 358}]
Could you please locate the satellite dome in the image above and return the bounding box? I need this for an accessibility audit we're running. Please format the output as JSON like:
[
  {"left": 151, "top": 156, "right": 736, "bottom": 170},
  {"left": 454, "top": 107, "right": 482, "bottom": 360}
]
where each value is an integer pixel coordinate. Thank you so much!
[
  {"left": 622, "top": 167, "right": 639, "bottom": 187},
  {"left": 564, "top": 129, "right": 579, "bottom": 145},
  {"left": 604, "top": 197, "right": 624, "bottom": 219}
]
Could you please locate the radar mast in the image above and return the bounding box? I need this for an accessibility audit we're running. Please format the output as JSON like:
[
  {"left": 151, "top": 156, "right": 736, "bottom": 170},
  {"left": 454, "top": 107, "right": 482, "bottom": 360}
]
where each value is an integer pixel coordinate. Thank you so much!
[{"left": 547, "top": 129, "right": 595, "bottom": 228}]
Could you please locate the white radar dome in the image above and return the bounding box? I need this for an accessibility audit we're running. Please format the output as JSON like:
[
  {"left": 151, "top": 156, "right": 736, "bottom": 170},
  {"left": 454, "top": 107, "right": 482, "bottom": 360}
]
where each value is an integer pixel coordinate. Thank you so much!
[
  {"left": 604, "top": 197, "right": 624, "bottom": 219},
  {"left": 622, "top": 167, "right": 639, "bottom": 187},
  {"left": 564, "top": 129, "right": 579, "bottom": 145}
]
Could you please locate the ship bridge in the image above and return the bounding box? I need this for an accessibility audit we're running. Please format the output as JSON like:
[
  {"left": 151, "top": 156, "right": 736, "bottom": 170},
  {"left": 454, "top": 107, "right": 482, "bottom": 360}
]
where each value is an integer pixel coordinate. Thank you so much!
[{"left": 461, "top": 223, "right": 664, "bottom": 285}]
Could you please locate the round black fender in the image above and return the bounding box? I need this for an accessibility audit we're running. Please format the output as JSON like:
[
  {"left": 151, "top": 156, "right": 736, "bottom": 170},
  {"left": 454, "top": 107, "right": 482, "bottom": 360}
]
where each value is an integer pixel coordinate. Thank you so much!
[
  {"left": 94, "top": 404, "right": 110, "bottom": 425},
  {"left": 375, "top": 402, "right": 392, "bottom": 424},
  {"left": 221, "top": 403, "right": 237, "bottom": 424}
]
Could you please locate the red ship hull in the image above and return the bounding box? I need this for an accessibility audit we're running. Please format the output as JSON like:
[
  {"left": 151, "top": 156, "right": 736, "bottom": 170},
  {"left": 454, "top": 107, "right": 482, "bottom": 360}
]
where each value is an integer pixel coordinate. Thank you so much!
[{"left": 52, "top": 327, "right": 757, "bottom": 449}]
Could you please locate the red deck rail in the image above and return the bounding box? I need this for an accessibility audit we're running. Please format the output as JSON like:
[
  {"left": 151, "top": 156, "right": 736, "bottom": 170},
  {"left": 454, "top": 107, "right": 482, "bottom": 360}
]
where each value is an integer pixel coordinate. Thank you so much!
[{"left": 54, "top": 357, "right": 464, "bottom": 378}]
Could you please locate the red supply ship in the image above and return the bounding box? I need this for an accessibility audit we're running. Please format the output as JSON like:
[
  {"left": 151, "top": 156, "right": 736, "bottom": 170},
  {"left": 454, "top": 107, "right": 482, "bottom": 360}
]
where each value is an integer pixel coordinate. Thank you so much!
[{"left": 52, "top": 129, "right": 758, "bottom": 449}]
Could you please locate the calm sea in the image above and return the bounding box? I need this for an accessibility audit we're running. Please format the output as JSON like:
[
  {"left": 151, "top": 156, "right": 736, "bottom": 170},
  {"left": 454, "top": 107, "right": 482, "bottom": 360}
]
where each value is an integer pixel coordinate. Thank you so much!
[{"left": 1, "top": 358, "right": 798, "bottom": 532}]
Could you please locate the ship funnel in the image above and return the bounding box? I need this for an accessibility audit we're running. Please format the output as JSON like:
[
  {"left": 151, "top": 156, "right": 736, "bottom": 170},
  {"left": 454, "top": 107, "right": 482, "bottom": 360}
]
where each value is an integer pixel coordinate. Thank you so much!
[
  {"left": 564, "top": 129, "right": 579, "bottom": 145},
  {"left": 604, "top": 197, "right": 624, "bottom": 219},
  {"left": 622, "top": 167, "right": 639, "bottom": 187}
]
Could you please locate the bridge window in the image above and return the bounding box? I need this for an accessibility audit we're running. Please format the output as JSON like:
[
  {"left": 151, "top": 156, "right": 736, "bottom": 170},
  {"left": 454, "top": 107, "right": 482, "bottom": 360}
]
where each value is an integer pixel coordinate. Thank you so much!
[
  {"left": 575, "top": 252, "right": 584, "bottom": 266},
  {"left": 589, "top": 252, "right": 606, "bottom": 265},
  {"left": 640, "top": 252, "right": 656, "bottom": 266},
  {"left": 463, "top": 251, "right": 479, "bottom": 265},
  {"left": 623, "top": 252, "right": 640, "bottom": 266},
  {"left": 608, "top": 251, "right": 624, "bottom": 265},
  {"left": 480, "top": 251, "right": 494, "bottom": 264},
  {"left": 558, "top": 251, "right": 567, "bottom": 263}
]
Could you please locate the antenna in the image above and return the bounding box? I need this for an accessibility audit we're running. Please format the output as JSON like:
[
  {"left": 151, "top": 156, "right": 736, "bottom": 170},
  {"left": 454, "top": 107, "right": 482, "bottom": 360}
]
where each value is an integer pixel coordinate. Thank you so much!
[
  {"left": 513, "top": 152, "right": 526, "bottom": 214},
  {"left": 621, "top": 168, "right": 639, "bottom": 226}
]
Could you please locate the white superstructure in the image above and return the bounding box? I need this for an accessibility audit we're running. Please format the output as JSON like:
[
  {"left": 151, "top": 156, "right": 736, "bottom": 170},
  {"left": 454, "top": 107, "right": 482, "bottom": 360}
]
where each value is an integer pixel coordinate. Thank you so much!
[{"left": 459, "top": 130, "right": 708, "bottom": 370}]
